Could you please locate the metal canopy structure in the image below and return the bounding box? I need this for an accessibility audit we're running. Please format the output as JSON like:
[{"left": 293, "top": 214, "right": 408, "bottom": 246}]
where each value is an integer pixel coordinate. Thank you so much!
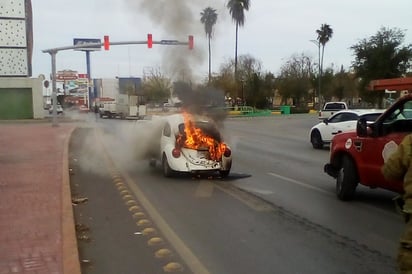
[{"left": 368, "top": 77, "right": 412, "bottom": 91}]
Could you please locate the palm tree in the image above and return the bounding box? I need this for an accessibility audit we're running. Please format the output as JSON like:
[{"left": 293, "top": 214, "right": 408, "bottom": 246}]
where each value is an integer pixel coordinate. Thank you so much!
[
  {"left": 227, "top": 0, "right": 250, "bottom": 82},
  {"left": 316, "top": 23, "right": 333, "bottom": 105},
  {"left": 316, "top": 23, "right": 333, "bottom": 78},
  {"left": 200, "top": 7, "right": 218, "bottom": 83}
]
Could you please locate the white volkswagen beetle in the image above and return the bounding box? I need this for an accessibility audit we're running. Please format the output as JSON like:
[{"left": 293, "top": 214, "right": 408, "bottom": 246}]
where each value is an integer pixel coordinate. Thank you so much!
[{"left": 152, "top": 113, "right": 232, "bottom": 178}]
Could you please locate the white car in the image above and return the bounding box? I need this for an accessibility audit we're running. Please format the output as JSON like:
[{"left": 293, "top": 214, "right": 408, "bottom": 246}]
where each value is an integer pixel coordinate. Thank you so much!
[
  {"left": 153, "top": 113, "right": 232, "bottom": 177},
  {"left": 309, "top": 109, "right": 385, "bottom": 149}
]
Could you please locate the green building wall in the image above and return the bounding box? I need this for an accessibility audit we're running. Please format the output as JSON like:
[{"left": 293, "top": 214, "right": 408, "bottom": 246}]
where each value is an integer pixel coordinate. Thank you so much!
[{"left": 0, "top": 88, "right": 33, "bottom": 119}]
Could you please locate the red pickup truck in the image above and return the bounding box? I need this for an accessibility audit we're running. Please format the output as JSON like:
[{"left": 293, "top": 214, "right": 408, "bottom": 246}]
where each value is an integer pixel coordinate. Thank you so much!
[{"left": 324, "top": 94, "right": 412, "bottom": 200}]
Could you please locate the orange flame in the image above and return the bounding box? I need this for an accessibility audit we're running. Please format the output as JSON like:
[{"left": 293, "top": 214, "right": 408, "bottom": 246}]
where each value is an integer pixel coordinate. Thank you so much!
[{"left": 176, "top": 112, "right": 227, "bottom": 161}]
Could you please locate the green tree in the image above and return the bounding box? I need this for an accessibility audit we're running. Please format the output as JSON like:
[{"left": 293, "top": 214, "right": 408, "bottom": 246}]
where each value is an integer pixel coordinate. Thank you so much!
[
  {"left": 200, "top": 7, "right": 218, "bottom": 83},
  {"left": 330, "top": 66, "right": 358, "bottom": 103},
  {"left": 227, "top": 0, "right": 250, "bottom": 82},
  {"left": 351, "top": 27, "right": 412, "bottom": 105}
]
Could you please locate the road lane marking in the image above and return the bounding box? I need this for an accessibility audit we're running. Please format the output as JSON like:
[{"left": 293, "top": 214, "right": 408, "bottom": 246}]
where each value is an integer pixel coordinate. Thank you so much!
[
  {"left": 268, "top": 172, "right": 333, "bottom": 196},
  {"left": 267, "top": 172, "right": 400, "bottom": 220},
  {"left": 214, "top": 183, "right": 276, "bottom": 212}
]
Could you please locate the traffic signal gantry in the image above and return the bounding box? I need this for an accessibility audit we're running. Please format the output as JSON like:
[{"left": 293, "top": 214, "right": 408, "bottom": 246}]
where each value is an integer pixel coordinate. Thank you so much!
[
  {"left": 102, "top": 33, "right": 194, "bottom": 50},
  {"left": 42, "top": 34, "right": 194, "bottom": 126}
]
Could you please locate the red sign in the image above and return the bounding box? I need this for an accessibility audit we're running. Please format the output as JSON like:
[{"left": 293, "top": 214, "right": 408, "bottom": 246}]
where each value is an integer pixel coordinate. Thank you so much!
[
  {"left": 56, "top": 75, "right": 78, "bottom": 80},
  {"left": 78, "top": 74, "right": 88, "bottom": 79}
]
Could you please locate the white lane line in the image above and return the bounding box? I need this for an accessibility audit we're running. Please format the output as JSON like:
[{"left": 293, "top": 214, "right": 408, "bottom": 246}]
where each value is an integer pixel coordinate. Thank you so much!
[
  {"left": 268, "top": 172, "right": 333, "bottom": 196},
  {"left": 268, "top": 172, "right": 400, "bottom": 220}
]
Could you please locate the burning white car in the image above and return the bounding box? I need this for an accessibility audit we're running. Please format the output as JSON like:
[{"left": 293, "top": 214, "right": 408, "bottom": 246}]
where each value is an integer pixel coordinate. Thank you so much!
[{"left": 151, "top": 112, "right": 232, "bottom": 178}]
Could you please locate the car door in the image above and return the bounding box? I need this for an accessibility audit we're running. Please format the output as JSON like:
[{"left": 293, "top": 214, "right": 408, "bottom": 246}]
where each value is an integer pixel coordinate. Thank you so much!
[
  {"left": 322, "top": 112, "right": 358, "bottom": 142},
  {"left": 352, "top": 132, "right": 405, "bottom": 192}
]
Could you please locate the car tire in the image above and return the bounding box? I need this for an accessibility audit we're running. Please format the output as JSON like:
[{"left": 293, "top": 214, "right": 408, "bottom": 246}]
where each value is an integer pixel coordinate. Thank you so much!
[
  {"left": 219, "top": 170, "right": 230, "bottom": 178},
  {"left": 310, "top": 130, "right": 323, "bottom": 149},
  {"left": 149, "top": 158, "right": 156, "bottom": 168},
  {"left": 336, "top": 155, "right": 359, "bottom": 200},
  {"left": 162, "top": 155, "right": 174, "bottom": 177}
]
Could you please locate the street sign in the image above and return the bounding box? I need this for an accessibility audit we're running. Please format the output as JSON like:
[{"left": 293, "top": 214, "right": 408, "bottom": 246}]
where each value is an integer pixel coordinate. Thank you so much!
[
  {"left": 160, "top": 40, "right": 179, "bottom": 45},
  {"left": 73, "top": 38, "right": 102, "bottom": 51}
]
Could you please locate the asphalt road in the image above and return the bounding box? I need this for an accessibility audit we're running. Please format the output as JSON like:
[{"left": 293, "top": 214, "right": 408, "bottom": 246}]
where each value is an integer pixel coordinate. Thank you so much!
[{"left": 69, "top": 114, "right": 402, "bottom": 274}]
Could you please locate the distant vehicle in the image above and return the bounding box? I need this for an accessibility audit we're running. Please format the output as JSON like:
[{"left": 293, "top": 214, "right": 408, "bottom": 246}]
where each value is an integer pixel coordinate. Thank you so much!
[
  {"left": 318, "top": 101, "right": 348, "bottom": 120},
  {"left": 98, "top": 95, "right": 146, "bottom": 119},
  {"left": 150, "top": 113, "right": 232, "bottom": 178},
  {"left": 309, "top": 109, "right": 385, "bottom": 149},
  {"left": 49, "top": 104, "right": 63, "bottom": 114},
  {"left": 99, "top": 101, "right": 117, "bottom": 118},
  {"left": 324, "top": 94, "right": 412, "bottom": 200},
  {"left": 78, "top": 105, "right": 89, "bottom": 113}
]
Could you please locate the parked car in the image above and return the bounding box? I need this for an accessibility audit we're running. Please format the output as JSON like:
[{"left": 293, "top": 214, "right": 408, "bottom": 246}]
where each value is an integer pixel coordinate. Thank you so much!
[
  {"left": 310, "top": 109, "right": 385, "bottom": 149},
  {"left": 48, "top": 104, "right": 63, "bottom": 114},
  {"left": 150, "top": 113, "right": 232, "bottom": 178},
  {"left": 324, "top": 94, "right": 412, "bottom": 200}
]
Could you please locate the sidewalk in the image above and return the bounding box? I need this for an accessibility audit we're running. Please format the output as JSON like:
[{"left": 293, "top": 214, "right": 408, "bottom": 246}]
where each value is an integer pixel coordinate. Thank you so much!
[{"left": 0, "top": 122, "right": 80, "bottom": 274}]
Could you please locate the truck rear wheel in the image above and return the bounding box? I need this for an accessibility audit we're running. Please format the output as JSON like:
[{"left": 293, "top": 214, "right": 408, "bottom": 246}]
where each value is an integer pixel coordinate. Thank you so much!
[{"left": 336, "top": 155, "right": 358, "bottom": 200}]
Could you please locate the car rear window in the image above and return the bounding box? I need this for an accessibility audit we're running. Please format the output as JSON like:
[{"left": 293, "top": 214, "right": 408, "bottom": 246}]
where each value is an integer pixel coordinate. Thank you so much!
[{"left": 324, "top": 103, "right": 346, "bottom": 110}]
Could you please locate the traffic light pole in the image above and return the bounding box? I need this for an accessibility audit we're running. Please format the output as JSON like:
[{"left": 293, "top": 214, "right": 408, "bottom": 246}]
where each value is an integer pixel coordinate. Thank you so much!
[{"left": 43, "top": 35, "right": 193, "bottom": 126}]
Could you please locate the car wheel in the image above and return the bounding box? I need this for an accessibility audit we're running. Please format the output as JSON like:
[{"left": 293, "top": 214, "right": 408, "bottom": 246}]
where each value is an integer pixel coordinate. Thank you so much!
[
  {"left": 336, "top": 155, "right": 359, "bottom": 200},
  {"left": 162, "top": 155, "right": 173, "bottom": 177},
  {"left": 310, "top": 130, "right": 323, "bottom": 149},
  {"left": 219, "top": 170, "right": 230, "bottom": 178},
  {"left": 149, "top": 158, "right": 156, "bottom": 168}
]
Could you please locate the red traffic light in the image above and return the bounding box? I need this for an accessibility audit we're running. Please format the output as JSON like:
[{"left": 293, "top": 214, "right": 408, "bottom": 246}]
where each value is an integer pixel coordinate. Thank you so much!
[
  {"left": 188, "top": 35, "right": 194, "bottom": 50},
  {"left": 104, "top": 35, "right": 110, "bottom": 50},
  {"left": 147, "top": 33, "right": 153, "bottom": 48}
]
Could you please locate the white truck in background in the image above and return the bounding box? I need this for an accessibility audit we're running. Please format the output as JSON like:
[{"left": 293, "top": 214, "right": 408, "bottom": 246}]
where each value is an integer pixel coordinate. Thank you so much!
[
  {"left": 98, "top": 100, "right": 117, "bottom": 118},
  {"left": 98, "top": 94, "right": 146, "bottom": 119},
  {"left": 318, "top": 101, "right": 348, "bottom": 120}
]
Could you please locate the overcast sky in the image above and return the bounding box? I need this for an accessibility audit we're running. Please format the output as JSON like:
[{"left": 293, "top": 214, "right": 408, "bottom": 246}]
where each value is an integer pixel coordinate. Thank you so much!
[{"left": 31, "top": 0, "right": 412, "bottom": 81}]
